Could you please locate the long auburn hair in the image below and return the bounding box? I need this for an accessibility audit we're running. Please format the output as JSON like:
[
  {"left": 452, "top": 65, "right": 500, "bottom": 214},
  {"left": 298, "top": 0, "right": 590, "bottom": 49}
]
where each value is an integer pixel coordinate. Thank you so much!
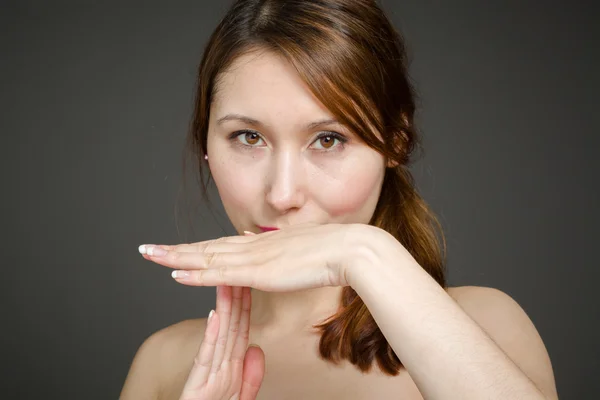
[{"left": 181, "top": 0, "right": 447, "bottom": 376}]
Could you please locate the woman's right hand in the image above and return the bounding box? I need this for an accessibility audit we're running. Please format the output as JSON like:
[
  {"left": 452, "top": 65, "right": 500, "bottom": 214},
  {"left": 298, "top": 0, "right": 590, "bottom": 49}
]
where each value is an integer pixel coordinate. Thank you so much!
[{"left": 179, "top": 286, "right": 265, "bottom": 400}]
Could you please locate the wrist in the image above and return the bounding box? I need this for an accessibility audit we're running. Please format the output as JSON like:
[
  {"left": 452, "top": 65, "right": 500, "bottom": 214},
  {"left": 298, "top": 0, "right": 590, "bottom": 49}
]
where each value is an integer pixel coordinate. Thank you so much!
[{"left": 343, "top": 224, "right": 396, "bottom": 289}]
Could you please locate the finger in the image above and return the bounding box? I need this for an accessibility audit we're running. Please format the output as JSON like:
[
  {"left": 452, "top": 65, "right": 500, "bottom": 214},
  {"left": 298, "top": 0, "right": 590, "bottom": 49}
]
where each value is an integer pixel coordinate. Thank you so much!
[
  {"left": 174, "top": 235, "right": 261, "bottom": 252},
  {"left": 147, "top": 250, "right": 253, "bottom": 270},
  {"left": 147, "top": 235, "right": 260, "bottom": 255},
  {"left": 208, "top": 285, "right": 233, "bottom": 381},
  {"left": 172, "top": 265, "right": 260, "bottom": 289},
  {"left": 239, "top": 345, "right": 265, "bottom": 400},
  {"left": 139, "top": 229, "right": 277, "bottom": 256},
  {"left": 231, "top": 287, "right": 252, "bottom": 365},
  {"left": 139, "top": 230, "right": 274, "bottom": 256},
  {"left": 167, "top": 240, "right": 248, "bottom": 255},
  {"left": 223, "top": 286, "right": 243, "bottom": 362},
  {"left": 181, "top": 310, "right": 220, "bottom": 392}
]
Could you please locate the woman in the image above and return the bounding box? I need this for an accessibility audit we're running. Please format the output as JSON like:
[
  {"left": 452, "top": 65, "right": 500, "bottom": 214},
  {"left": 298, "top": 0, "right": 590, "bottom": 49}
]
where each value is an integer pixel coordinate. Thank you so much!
[{"left": 121, "top": 0, "right": 558, "bottom": 399}]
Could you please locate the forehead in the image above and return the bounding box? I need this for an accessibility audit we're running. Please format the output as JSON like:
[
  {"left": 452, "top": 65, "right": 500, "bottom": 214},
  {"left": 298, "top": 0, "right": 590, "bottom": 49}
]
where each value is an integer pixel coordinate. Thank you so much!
[{"left": 211, "top": 51, "right": 332, "bottom": 123}]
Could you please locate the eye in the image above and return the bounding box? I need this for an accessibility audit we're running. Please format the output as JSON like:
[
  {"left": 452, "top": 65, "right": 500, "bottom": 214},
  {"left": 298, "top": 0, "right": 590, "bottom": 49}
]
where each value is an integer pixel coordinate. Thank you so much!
[
  {"left": 231, "top": 130, "right": 265, "bottom": 146},
  {"left": 311, "top": 132, "right": 348, "bottom": 150}
]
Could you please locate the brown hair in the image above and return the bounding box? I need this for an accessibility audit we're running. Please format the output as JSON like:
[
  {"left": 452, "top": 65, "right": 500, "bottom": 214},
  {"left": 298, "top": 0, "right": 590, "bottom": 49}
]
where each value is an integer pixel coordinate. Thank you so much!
[{"left": 181, "top": 0, "right": 447, "bottom": 376}]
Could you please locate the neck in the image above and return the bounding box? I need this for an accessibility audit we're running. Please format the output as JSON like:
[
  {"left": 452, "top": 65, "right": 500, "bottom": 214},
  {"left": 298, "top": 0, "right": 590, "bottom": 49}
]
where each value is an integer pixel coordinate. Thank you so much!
[{"left": 249, "top": 286, "right": 344, "bottom": 334}]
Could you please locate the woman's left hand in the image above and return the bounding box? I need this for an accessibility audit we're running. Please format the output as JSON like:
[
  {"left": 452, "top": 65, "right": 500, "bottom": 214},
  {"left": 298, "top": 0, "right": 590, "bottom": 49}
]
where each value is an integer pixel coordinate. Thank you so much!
[{"left": 139, "top": 223, "right": 369, "bottom": 292}]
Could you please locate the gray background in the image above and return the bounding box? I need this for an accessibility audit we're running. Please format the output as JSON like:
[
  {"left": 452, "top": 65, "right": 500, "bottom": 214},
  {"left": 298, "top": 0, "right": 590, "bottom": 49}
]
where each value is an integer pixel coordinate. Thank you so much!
[{"left": 2, "top": 0, "right": 598, "bottom": 398}]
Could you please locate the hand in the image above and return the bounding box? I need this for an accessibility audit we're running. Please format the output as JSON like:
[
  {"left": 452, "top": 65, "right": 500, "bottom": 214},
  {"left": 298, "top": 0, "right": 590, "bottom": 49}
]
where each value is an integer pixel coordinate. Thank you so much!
[
  {"left": 178, "top": 285, "right": 265, "bottom": 400},
  {"left": 139, "top": 223, "right": 361, "bottom": 291}
]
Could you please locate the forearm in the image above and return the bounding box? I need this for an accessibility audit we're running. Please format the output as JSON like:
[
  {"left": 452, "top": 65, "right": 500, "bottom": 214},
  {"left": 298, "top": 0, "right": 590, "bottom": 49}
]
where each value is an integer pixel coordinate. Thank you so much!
[{"left": 346, "top": 230, "right": 546, "bottom": 400}]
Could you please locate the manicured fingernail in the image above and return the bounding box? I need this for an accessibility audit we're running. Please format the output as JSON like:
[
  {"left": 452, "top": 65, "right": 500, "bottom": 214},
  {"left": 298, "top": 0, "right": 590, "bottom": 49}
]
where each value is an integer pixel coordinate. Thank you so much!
[
  {"left": 208, "top": 309, "right": 215, "bottom": 322},
  {"left": 171, "top": 270, "right": 191, "bottom": 279},
  {"left": 138, "top": 245, "right": 149, "bottom": 254},
  {"left": 146, "top": 245, "right": 168, "bottom": 257},
  {"left": 243, "top": 231, "right": 256, "bottom": 235}
]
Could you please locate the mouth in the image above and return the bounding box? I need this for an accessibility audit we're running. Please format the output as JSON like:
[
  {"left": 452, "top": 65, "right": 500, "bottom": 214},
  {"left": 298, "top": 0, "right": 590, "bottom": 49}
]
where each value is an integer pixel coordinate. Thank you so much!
[{"left": 257, "top": 226, "right": 280, "bottom": 232}]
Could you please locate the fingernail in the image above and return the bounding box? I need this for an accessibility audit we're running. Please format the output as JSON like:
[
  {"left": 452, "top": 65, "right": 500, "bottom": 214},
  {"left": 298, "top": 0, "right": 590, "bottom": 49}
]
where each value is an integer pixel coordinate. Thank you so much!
[
  {"left": 171, "top": 270, "right": 191, "bottom": 279},
  {"left": 146, "top": 245, "right": 168, "bottom": 257},
  {"left": 243, "top": 231, "right": 256, "bottom": 236},
  {"left": 208, "top": 309, "right": 215, "bottom": 322}
]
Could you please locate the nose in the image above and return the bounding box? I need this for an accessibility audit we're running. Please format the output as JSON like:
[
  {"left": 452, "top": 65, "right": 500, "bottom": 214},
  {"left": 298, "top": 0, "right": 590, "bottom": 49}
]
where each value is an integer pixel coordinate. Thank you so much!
[{"left": 265, "top": 151, "right": 307, "bottom": 213}]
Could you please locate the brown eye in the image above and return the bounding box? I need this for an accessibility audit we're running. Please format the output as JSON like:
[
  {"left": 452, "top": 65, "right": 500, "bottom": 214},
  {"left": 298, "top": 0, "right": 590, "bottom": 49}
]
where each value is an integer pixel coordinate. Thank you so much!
[
  {"left": 310, "top": 132, "right": 347, "bottom": 151},
  {"left": 229, "top": 131, "right": 263, "bottom": 147},
  {"left": 245, "top": 132, "right": 260, "bottom": 145},
  {"left": 319, "top": 135, "right": 335, "bottom": 149}
]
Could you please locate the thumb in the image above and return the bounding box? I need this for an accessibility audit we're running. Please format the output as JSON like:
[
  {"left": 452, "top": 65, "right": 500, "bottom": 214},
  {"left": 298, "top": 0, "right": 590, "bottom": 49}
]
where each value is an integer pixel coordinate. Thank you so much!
[{"left": 239, "top": 345, "right": 265, "bottom": 400}]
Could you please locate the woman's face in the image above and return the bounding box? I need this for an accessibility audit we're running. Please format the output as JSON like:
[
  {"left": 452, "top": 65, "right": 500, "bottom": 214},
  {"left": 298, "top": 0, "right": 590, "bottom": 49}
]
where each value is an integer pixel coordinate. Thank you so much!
[{"left": 206, "top": 51, "right": 386, "bottom": 233}]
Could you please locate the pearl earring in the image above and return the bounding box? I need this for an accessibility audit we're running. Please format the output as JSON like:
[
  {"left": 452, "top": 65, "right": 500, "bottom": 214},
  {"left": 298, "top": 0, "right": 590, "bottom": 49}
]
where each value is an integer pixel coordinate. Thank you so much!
[{"left": 204, "top": 154, "right": 208, "bottom": 160}]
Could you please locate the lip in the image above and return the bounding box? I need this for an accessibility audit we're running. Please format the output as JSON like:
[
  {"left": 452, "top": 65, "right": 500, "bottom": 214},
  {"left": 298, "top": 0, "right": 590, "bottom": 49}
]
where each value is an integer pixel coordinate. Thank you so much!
[{"left": 258, "top": 226, "right": 280, "bottom": 232}]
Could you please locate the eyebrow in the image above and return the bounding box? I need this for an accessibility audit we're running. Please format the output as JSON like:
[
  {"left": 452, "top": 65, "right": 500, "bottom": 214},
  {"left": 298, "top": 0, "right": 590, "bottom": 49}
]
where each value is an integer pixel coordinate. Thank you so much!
[{"left": 216, "top": 113, "right": 340, "bottom": 130}]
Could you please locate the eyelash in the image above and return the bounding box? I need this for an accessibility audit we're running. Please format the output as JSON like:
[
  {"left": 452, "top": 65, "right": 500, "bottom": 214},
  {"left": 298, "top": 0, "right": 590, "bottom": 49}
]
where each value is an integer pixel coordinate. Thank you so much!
[{"left": 227, "top": 129, "right": 349, "bottom": 151}]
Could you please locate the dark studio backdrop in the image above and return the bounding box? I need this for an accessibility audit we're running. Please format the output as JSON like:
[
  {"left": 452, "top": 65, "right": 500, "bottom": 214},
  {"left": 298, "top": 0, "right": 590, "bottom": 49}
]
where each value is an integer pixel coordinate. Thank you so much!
[{"left": 2, "top": 0, "right": 598, "bottom": 398}]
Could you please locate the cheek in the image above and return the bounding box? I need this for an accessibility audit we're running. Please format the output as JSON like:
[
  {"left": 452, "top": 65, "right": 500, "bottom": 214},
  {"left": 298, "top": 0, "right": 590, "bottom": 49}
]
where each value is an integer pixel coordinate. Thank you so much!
[
  {"left": 311, "top": 161, "right": 384, "bottom": 218},
  {"left": 210, "top": 158, "right": 260, "bottom": 213}
]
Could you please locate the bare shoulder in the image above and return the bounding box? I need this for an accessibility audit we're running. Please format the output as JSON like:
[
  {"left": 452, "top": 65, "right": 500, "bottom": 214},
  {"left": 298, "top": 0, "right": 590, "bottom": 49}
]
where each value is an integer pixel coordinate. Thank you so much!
[
  {"left": 120, "top": 318, "right": 207, "bottom": 400},
  {"left": 446, "top": 285, "right": 541, "bottom": 332},
  {"left": 447, "top": 285, "right": 558, "bottom": 400}
]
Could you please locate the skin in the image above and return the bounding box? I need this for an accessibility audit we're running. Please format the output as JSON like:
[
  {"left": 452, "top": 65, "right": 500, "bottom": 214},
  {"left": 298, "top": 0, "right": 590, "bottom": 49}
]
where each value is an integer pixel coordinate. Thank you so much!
[{"left": 120, "top": 51, "right": 558, "bottom": 400}]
